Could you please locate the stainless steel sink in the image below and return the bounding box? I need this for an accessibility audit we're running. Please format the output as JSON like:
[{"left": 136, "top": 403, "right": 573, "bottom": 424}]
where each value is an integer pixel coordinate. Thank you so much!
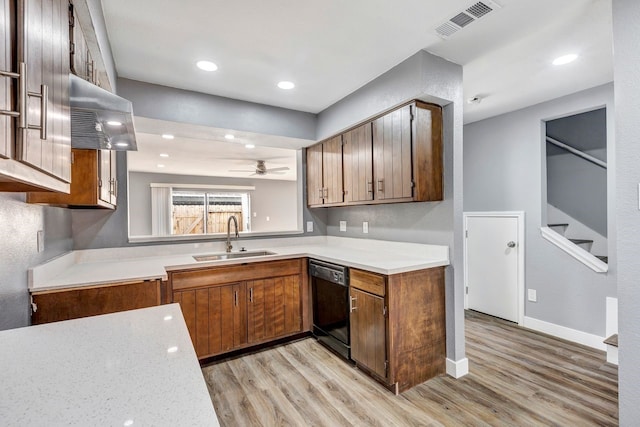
[{"left": 193, "top": 251, "right": 276, "bottom": 262}]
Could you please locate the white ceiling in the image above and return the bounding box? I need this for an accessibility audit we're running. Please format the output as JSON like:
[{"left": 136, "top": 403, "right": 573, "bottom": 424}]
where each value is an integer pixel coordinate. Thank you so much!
[{"left": 103, "top": 0, "right": 613, "bottom": 177}]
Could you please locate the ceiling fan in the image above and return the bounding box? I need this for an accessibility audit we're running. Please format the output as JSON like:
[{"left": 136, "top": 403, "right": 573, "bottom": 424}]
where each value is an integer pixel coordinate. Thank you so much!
[{"left": 229, "top": 160, "right": 290, "bottom": 176}]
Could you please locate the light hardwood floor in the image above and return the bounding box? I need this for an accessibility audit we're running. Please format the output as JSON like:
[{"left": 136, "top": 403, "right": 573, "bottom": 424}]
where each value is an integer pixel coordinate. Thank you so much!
[{"left": 202, "top": 311, "right": 618, "bottom": 426}]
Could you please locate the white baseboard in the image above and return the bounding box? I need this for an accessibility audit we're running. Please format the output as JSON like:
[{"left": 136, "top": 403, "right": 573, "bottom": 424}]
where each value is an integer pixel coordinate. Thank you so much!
[
  {"left": 446, "top": 357, "right": 469, "bottom": 378},
  {"left": 523, "top": 316, "right": 606, "bottom": 351},
  {"left": 606, "top": 346, "right": 618, "bottom": 365}
]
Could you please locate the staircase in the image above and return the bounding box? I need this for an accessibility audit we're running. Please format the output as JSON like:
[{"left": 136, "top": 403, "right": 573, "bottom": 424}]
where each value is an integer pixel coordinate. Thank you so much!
[{"left": 548, "top": 223, "right": 607, "bottom": 263}]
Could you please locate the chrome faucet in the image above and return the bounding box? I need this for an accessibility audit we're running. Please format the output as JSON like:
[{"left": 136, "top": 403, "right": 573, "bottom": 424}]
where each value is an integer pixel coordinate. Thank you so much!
[{"left": 226, "top": 215, "right": 239, "bottom": 253}]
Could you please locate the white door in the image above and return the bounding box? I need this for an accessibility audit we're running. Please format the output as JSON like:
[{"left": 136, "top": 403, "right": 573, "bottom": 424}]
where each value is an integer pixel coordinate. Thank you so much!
[{"left": 465, "top": 214, "right": 521, "bottom": 323}]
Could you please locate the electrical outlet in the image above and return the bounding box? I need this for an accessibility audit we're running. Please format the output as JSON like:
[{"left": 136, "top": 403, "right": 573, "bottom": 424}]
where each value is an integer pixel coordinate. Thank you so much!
[
  {"left": 339, "top": 221, "right": 347, "bottom": 232},
  {"left": 527, "top": 289, "right": 537, "bottom": 302},
  {"left": 37, "top": 230, "right": 44, "bottom": 253},
  {"left": 306, "top": 221, "right": 314, "bottom": 232},
  {"left": 362, "top": 221, "right": 369, "bottom": 233}
]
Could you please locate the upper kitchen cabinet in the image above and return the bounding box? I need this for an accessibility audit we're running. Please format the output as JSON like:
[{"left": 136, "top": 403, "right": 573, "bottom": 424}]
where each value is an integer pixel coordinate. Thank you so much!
[
  {"left": 0, "top": 0, "right": 71, "bottom": 192},
  {"left": 372, "top": 101, "right": 443, "bottom": 203},
  {"left": 343, "top": 123, "right": 373, "bottom": 203},
  {"left": 28, "top": 148, "right": 117, "bottom": 208},
  {"left": 306, "top": 135, "right": 344, "bottom": 207},
  {"left": 68, "top": 1, "right": 99, "bottom": 87},
  {"left": 306, "top": 100, "right": 443, "bottom": 208}
]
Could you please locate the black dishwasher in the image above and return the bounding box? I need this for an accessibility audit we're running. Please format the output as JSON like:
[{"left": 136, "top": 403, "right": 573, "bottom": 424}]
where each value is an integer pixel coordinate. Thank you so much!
[{"left": 310, "top": 259, "right": 351, "bottom": 361}]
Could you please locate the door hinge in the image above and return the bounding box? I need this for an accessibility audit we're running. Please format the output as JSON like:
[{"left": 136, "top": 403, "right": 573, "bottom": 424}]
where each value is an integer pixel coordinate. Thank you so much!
[
  {"left": 466, "top": 286, "right": 469, "bottom": 295},
  {"left": 410, "top": 180, "right": 415, "bottom": 188},
  {"left": 70, "top": 42, "right": 75, "bottom": 55},
  {"left": 465, "top": 229, "right": 468, "bottom": 238},
  {"left": 384, "top": 360, "right": 389, "bottom": 376},
  {"left": 98, "top": 178, "right": 102, "bottom": 188},
  {"left": 383, "top": 306, "right": 387, "bottom": 317},
  {"left": 68, "top": 4, "right": 75, "bottom": 27}
]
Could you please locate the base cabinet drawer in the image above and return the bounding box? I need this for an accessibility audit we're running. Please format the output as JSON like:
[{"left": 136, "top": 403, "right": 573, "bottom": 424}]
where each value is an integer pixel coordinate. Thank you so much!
[{"left": 31, "top": 280, "right": 162, "bottom": 325}]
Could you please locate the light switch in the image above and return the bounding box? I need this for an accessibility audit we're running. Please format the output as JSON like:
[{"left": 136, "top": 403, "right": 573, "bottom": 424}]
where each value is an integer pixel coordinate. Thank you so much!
[
  {"left": 339, "top": 221, "right": 347, "bottom": 232},
  {"left": 306, "top": 221, "right": 314, "bottom": 232},
  {"left": 527, "top": 289, "right": 537, "bottom": 302},
  {"left": 362, "top": 222, "right": 369, "bottom": 233}
]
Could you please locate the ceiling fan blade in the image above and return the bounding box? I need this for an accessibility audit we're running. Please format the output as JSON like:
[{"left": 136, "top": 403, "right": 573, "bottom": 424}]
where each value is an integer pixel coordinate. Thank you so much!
[
  {"left": 228, "top": 169, "right": 255, "bottom": 172},
  {"left": 265, "top": 167, "right": 290, "bottom": 172}
]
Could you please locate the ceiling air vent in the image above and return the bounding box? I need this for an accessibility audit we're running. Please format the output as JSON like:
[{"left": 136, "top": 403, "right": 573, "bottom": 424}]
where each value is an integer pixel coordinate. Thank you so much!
[{"left": 435, "top": 0, "right": 503, "bottom": 39}]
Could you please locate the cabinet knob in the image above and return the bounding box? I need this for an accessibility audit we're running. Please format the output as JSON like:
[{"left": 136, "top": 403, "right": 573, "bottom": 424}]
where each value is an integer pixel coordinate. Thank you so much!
[{"left": 507, "top": 241, "right": 516, "bottom": 248}]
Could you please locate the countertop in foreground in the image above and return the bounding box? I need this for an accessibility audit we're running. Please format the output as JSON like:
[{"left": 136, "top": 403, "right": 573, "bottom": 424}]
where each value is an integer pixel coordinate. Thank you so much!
[{"left": 0, "top": 304, "right": 218, "bottom": 426}]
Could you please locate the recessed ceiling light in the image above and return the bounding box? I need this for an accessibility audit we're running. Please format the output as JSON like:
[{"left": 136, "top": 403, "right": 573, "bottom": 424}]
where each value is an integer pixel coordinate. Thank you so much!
[
  {"left": 159, "top": 153, "right": 169, "bottom": 158},
  {"left": 163, "top": 315, "right": 173, "bottom": 321},
  {"left": 115, "top": 141, "right": 129, "bottom": 147},
  {"left": 106, "top": 121, "right": 122, "bottom": 126},
  {"left": 157, "top": 164, "right": 165, "bottom": 168},
  {"left": 167, "top": 346, "right": 178, "bottom": 353},
  {"left": 161, "top": 134, "right": 174, "bottom": 140},
  {"left": 277, "top": 81, "right": 295, "bottom": 90},
  {"left": 552, "top": 54, "right": 578, "bottom": 66},
  {"left": 196, "top": 60, "right": 218, "bottom": 71},
  {"left": 224, "top": 134, "right": 235, "bottom": 140},
  {"left": 123, "top": 420, "right": 134, "bottom": 427},
  {"left": 245, "top": 144, "right": 255, "bottom": 149}
]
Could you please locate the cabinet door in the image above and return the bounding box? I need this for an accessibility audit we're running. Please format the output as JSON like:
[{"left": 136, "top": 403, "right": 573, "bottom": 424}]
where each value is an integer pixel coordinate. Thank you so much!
[
  {"left": 0, "top": 0, "right": 14, "bottom": 159},
  {"left": 174, "top": 283, "right": 247, "bottom": 358},
  {"left": 247, "top": 275, "right": 301, "bottom": 344},
  {"left": 322, "top": 135, "right": 343, "bottom": 204},
  {"left": 31, "top": 280, "right": 161, "bottom": 325},
  {"left": 343, "top": 123, "right": 373, "bottom": 203},
  {"left": 350, "top": 287, "right": 387, "bottom": 380},
  {"left": 17, "top": 0, "right": 70, "bottom": 182},
  {"left": 372, "top": 104, "right": 413, "bottom": 200},
  {"left": 306, "top": 143, "right": 323, "bottom": 206}
]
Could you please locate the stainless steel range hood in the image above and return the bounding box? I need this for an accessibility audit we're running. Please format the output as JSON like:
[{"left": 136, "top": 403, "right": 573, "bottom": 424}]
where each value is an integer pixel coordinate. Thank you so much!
[{"left": 69, "top": 74, "right": 137, "bottom": 151}]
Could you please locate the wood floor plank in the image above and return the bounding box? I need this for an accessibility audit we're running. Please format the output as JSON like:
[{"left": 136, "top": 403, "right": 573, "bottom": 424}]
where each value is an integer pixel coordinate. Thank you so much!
[{"left": 202, "top": 310, "right": 618, "bottom": 426}]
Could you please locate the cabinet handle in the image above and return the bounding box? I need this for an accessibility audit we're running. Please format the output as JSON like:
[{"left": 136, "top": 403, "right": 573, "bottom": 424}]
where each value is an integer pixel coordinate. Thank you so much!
[
  {"left": 350, "top": 296, "right": 357, "bottom": 313},
  {"left": 323, "top": 188, "right": 328, "bottom": 198},
  {"left": 249, "top": 287, "right": 253, "bottom": 303},
  {"left": 0, "top": 62, "right": 25, "bottom": 122},
  {"left": 26, "top": 84, "right": 48, "bottom": 140},
  {"left": 234, "top": 291, "right": 238, "bottom": 307},
  {"left": 377, "top": 179, "right": 384, "bottom": 193},
  {"left": 318, "top": 188, "right": 323, "bottom": 199},
  {"left": 367, "top": 181, "right": 373, "bottom": 193}
]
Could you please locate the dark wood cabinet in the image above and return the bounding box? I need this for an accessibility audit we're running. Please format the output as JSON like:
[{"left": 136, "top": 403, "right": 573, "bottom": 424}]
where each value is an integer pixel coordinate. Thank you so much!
[
  {"left": 306, "top": 136, "right": 344, "bottom": 207},
  {"left": 247, "top": 275, "right": 302, "bottom": 344},
  {"left": 306, "top": 100, "right": 443, "bottom": 208},
  {"left": 174, "top": 282, "right": 247, "bottom": 357},
  {"left": 169, "top": 258, "right": 307, "bottom": 359},
  {"left": 350, "top": 286, "right": 387, "bottom": 379},
  {"left": 350, "top": 266, "right": 446, "bottom": 394},
  {"left": 31, "top": 279, "right": 162, "bottom": 325},
  {"left": 0, "top": 0, "right": 71, "bottom": 192},
  {"left": 343, "top": 123, "right": 373, "bottom": 203},
  {"left": 27, "top": 148, "right": 117, "bottom": 208}
]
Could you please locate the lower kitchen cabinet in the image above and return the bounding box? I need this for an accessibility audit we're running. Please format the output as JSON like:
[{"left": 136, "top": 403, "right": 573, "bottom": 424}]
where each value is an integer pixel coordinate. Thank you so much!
[
  {"left": 169, "top": 259, "right": 306, "bottom": 359},
  {"left": 350, "top": 286, "right": 387, "bottom": 379},
  {"left": 31, "top": 279, "right": 162, "bottom": 325},
  {"left": 349, "top": 266, "right": 446, "bottom": 394}
]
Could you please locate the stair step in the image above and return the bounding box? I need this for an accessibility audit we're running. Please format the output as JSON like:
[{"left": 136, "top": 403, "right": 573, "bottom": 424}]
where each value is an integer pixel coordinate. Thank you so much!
[
  {"left": 596, "top": 255, "right": 609, "bottom": 263},
  {"left": 604, "top": 334, "right": 618, "bottom": 347},
  {"left": 548, "top": 223, "right": 569, "bottom": 228},
  {"left": 569, "top": 238, "right": 594, "bottom": 245}
]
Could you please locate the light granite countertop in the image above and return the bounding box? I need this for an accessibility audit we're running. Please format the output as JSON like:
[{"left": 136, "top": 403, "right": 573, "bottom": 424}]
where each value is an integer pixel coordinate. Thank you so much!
[
  {"left": 30, "top": 236, "right": 449, "bottom": 292},
  {"left": 0, "top": 304, "right": 219, "bottom": 426}
]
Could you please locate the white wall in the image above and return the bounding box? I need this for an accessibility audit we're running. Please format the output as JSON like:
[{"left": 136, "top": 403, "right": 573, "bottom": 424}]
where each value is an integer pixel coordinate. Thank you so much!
[{"left": 464, "top": 83, "right": 616, "bottom": 337}]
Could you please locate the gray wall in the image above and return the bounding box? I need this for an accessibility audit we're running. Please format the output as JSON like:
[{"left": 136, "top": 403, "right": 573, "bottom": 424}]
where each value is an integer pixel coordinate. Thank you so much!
[
  {"left": 612, "top": 0, "right": 640, "bottom": 423},
  {"left": 546, "top": 109, "right": 607, "bottom": 236},
  {"left": 464, "top": 83, "right": 615, "bottom": 336},
  {"left": 318, "top": 50, "right": 465, "bottom": 363},
  {"left": 117, "top": 78, "right": 317, "bottom": 140},
  {"left": 129, "top": 172, "right": 298, "bottom": 235},
  {"left": 0, "top": 194, "right": 72, "bottom": 330}
]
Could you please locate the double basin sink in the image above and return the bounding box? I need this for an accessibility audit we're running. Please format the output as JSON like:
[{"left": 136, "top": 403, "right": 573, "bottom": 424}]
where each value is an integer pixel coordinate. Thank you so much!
[{"left": 193, "top": 250, "right": 276, "bottom": 262}]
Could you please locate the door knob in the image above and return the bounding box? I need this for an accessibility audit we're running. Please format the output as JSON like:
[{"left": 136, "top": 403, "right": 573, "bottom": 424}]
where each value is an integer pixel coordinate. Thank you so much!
[{"left": 507, "top": 241, "right": 516, "bottom": 248}]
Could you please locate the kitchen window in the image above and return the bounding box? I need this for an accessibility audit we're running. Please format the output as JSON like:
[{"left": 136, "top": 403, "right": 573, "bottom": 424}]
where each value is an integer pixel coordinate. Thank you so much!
[{"left": 171, "top": 191, "right": 251, "bottom": 235}]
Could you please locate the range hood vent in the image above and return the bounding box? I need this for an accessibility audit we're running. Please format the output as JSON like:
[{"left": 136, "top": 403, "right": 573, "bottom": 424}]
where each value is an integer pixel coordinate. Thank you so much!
[
  {"left": 69, "top": 74, "right": 137, "bottom": 151},
  {"left": 435, "top": 1, "right": 503, "bottom": 39}
]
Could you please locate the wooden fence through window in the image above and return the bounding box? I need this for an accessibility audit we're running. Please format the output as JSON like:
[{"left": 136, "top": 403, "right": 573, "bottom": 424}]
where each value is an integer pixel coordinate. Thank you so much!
[{"left": 172, "top": 204, "right": 243, "bottom": 235}]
